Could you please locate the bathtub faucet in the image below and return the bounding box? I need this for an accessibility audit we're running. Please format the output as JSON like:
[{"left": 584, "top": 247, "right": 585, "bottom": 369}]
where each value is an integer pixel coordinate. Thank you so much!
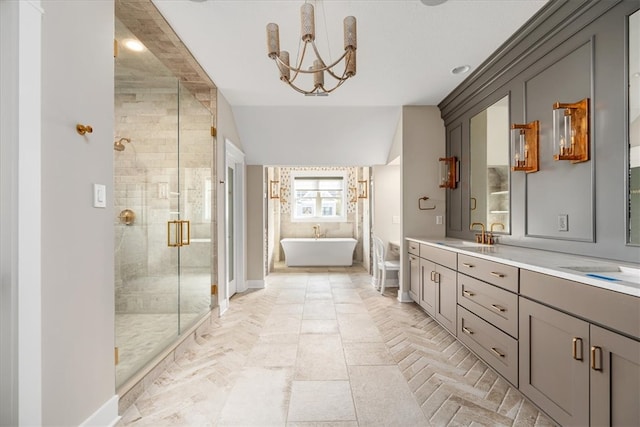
[{"left": 312, "top": 224, "right": 321, "bottom": 239}]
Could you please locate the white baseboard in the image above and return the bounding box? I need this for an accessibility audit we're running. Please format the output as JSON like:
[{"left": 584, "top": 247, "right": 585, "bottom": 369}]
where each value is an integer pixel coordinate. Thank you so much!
[
  {"left": 80, "top": 394, "right": 119, "bottom": 427},
  {"left": 247, "top": 279, "right": 265, "bottom": 289},
  {"left": 397, "top": 291, "right": 413, "bottom": 303}
]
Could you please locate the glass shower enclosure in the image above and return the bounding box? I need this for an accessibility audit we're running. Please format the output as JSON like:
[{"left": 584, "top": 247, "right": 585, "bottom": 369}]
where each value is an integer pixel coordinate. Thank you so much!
[{"left": 114, "top": 18, "right": 213, "bottom": 388}]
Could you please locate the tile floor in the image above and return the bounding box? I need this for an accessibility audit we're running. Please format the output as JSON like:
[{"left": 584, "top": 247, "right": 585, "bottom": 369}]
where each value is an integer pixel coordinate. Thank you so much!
[{"left": 118, "top": 266, "right": 554, "bottom": 426}]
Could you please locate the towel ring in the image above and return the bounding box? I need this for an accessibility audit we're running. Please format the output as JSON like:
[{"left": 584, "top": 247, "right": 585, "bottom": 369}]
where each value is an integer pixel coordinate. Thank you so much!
[{"left": 418, "top": 196, "right": 436, "bottom": 210}]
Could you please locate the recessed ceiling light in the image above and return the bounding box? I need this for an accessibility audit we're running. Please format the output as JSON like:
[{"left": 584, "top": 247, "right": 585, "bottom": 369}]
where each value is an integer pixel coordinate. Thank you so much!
[
  {"left": 420, "top": 0, "right": 448, "bottom": 5},
  {"left": 451, "top": 65, "right": 471, "bottom": 75},
  {"left": 123, "top": 39, "right": 145, "bottom": 52}
]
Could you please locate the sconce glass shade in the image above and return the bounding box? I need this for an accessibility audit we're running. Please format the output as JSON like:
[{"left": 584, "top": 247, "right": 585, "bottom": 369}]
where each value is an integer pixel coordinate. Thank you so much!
[
  {"left": 552, "top": 98, "right": 589, "bottom": 163},
  {"left": 510, "top": 121, "right": 539, "bottom": 173},
  {"left": 439, "top": 157, "right": 457, "bottom": 189}
]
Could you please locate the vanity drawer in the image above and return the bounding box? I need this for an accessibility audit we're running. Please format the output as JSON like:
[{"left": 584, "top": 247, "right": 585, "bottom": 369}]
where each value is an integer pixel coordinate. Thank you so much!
[
  {"left": 457, "top": 254, "right": 518, "bottom": 292},
  {"left": 458, "top": 306, "right": 518, "bottom": 386},
  {"left": 420, "top": 244, "right": 457, "bottom": 270},
  {"left": 458, "top": 273, "right": 518, "bottom": 338},
  {"left": 407, "top": 240, "right": 420, "bottom": 256}
]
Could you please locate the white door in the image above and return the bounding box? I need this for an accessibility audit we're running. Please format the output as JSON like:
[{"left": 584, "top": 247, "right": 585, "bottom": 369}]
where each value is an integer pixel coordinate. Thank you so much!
[{"left": 225, "top": 140, "right": 245, "bottom": 299}]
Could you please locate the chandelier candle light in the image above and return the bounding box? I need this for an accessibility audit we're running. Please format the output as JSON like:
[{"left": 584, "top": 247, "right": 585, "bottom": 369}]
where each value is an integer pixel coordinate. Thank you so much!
[{"left": 266, "top": 2, "right": 357, "bottom": 96}]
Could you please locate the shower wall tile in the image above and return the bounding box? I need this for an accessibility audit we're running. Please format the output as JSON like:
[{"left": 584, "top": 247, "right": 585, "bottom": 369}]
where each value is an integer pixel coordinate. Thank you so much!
[{"left": 115, "top": 83, "right": 213, "bottom": 314}]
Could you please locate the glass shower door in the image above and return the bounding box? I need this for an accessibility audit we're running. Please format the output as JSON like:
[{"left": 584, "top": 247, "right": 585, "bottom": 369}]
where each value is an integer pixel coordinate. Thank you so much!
[{"left": 177, "top": 81, "right": 212, "bottom": 332}]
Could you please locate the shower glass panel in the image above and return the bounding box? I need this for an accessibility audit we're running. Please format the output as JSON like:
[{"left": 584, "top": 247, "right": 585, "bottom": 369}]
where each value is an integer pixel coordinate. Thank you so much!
[
  {"left": 178, "top": 80, "right": 213, "bottom": 332},
  {"left": 114, "top": 18, "right": 212, "bottom": 388}
]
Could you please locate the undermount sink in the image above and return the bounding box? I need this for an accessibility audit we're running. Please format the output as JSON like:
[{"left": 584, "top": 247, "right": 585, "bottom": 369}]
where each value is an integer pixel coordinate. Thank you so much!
[
  {"left": 562, "top": 265, "right": 640, "bottom": 286},
  {"left": 436, "top": 241, "right": 497, "bottom": 252}
]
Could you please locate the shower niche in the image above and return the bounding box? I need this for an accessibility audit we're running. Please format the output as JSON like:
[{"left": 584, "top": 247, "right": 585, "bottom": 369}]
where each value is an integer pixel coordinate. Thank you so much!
[{"left": 114, "top": 18, "right": 214, "bottom": 388}]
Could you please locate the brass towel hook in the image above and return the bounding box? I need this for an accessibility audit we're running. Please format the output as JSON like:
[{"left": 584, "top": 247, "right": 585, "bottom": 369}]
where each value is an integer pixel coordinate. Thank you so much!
[
  {"left": 76, "top": 124, "right": 93, "bottom": 135},
  {"left": 418, "top": 196, "right": 436, "bottom": 210}
]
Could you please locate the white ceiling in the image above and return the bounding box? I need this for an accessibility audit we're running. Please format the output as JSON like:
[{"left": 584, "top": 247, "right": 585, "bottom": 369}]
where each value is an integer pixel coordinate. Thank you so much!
[{"left": 152, "top": 0, "right": 548, "bottom": 165}]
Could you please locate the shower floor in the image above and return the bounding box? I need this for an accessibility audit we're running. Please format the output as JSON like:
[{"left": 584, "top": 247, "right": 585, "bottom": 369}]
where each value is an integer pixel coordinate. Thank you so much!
[
  {"left": 115, "top": 270, "right": 212, "bottom": 387},
  {"left": 116, "top": 311, "right": 204, "bottom": 388}
]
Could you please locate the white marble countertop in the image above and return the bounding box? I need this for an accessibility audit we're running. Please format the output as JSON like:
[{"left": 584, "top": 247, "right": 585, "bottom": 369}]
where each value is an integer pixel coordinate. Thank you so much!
[{"left": 406, "top": 237, "right": 640, "bottom": 298}]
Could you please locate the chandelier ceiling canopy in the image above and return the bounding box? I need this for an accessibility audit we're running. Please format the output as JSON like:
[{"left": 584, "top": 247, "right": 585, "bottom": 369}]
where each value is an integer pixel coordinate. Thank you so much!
[{"left": 266, "top": 2, "right": 357, "bottom": 96}]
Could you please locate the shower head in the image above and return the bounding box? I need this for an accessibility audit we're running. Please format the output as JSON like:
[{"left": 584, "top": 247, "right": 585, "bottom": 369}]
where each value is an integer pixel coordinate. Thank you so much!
[{"left": 114, "top": 137, "right": 131, "bottom": 151}]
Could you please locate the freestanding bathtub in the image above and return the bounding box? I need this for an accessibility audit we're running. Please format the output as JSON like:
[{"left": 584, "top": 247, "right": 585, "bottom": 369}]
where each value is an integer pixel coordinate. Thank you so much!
[{"left": 280, "top": 237, "right": 357, "bottom": 267}]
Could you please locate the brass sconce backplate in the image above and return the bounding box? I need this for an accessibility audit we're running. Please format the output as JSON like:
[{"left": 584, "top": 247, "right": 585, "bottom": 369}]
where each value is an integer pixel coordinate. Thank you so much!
[
  {"left": 357, "top": 180, "right": 368, "bottom": 199},
  {"left": 439, "top": 157, "right": 458, "bottom": 189},
  {"left": 269, "top": 180, "right": 280, "bottom": 199},
  {"left": 511, "top": 120, "right": 539, "bottom": 173}
]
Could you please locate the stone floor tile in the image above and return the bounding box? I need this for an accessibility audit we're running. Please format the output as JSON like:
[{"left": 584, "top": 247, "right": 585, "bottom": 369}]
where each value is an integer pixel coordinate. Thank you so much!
[{"left": 287, "top": 381, "right": 356, "bottom": 422}]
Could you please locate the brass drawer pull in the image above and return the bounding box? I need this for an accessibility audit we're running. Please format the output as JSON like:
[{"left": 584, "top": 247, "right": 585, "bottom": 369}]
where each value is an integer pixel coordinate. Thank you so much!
[
  {"left": 490, "top": 347, "right": 505, "bottom": 358},
  {"left": 490, "top": 272, "right": 505, "bottom": 278},
  {"left": 409, "top": 256, "right": 417, "bottom": 262},
  {"left": 462, "top": 290, "right": 475, "bottom": 297},
  {"left": 410, "top": 244, "right": 418, "bottom": 251},
  {"left": 572, "top": 337, "right": 583, "bottom": 361},
  {"left": 591, "top": 346, "right": 602, "bottom": 371},
  {"left": 490, "top": 304, "right": 506, "bottom": 312},
  {"left": 462, "top": 263, "right": 474, "bottom": 268},
  {"left": 462, "top": 326, "right": 474, "bottom": 335}
]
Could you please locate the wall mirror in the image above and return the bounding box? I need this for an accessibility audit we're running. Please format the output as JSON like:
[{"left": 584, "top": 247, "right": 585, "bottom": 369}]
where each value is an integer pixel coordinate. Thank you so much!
[
  {"left": 470, "top": 95, "right": 510, "bottom": 234},
  {"left": 629, "top": 9, "right": 639, "bottom": 244}
]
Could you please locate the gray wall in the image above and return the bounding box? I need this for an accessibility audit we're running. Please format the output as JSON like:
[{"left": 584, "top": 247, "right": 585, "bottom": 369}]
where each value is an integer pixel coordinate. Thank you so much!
[
  {"left": 41, "top": 1, "right": 117, "bottom": 424},
  {"left": 401, "top": 106, "right": 447, "bottom": 301},
  {"left": 247, "top": 165, "right": 265, "bottom": 283},
  {"left": 440, "top": 0, "right": 640, "bottom": 263}
]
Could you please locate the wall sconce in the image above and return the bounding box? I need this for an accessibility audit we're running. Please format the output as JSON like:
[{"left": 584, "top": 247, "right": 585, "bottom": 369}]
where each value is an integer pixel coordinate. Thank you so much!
[
  {"left": 439, "top": 157, "right": 458, "bottom": 189},
  {"left": 269, "top": 180, "right": 280, "bottom": 199},
  {"left": 357, "top": 180, "right": 368, "bottom": 199},
  {"left": 510, "top": 120, "right": 539, "bottom": 173},
  {"left": 552, "top": 98, "right": 589, "bottom": 163}
]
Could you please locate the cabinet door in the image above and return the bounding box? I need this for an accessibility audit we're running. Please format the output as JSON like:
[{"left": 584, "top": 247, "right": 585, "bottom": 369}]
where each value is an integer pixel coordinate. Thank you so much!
[
  {"left": 519, "top": 298, "right": 589, "bottom": 427},
  {"left": 590, "top": 325, "right": 640, "bottom": 426},
  {"left": 419, "top": 259, "right": 436, "bottom": 316},
  {"left": 435, "top": 265, "right": 457, "bottom": 334},
  {"left": 408, "top": 254, "right": 420, "bottom": 302}
]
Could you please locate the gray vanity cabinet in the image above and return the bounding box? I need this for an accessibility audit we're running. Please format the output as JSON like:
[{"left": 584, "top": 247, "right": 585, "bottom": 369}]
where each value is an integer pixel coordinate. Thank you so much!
[
  {"left": 408, "top": 253, "right": 420, "bottom": 302},
  {"left": 590, "top": 325, "right": 640, "bottom": 427},
  {"left": 520, "top": 269, "right": 640, "bottom": 427},
  {"left": 406, "top": 241, "right": 457, "bottom": 335},
  {"left": 419, "top": 258, "right": 437, "bottom": 317},
  {"left": 519, "top": 297, "right": 590, "bottom": 426},
  {"left": 419, "top": 244, "right": 457, "bottom": 335}
]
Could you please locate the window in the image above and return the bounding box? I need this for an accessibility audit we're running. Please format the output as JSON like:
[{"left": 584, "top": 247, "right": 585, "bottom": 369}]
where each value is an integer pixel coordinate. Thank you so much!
[{"left": 292, "top": 173, "right": 347, "bottom": 222}]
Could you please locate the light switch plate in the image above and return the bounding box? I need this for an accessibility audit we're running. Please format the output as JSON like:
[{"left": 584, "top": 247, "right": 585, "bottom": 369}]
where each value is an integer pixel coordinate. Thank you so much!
[
  {"left": 94, "top": 184, "right": 106, "bottom": 208},
  {"left": 558, "top": 214, "right": 568, "bottom": 232}
]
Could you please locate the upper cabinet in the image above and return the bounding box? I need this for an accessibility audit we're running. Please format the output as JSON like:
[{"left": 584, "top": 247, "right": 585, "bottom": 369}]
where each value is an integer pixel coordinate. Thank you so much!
[{"left": 439, "top": 0, "right": 640, "bottom": 264}]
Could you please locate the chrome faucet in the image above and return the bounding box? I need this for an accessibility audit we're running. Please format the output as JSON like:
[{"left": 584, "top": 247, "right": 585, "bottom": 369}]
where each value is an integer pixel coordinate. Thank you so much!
[
  {"left": 470, "top": 222, "right": 487, "bottom": 244},
  {"left": 312, "top": 224, "right": 321, "bottom": 239}
]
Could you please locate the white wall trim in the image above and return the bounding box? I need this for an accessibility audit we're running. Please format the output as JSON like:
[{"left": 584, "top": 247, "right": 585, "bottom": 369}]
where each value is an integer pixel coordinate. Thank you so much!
[
  {"left": 79, "top": 395, "right": 119, "bottom": 427},
  {"left": 247, "top": 279, "right": 265, "bottom": 289},
  {"left": 224, "top": 139, "right": 247, "bottom": 299},
  {"left": 397, "top": 291, "right": 413, "bottom": 303}
]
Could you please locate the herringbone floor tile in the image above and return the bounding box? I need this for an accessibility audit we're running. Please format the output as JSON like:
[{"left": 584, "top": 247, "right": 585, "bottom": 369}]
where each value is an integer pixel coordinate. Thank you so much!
[{"left": 118, "top": 267, "right": 555, "bottom": 426}]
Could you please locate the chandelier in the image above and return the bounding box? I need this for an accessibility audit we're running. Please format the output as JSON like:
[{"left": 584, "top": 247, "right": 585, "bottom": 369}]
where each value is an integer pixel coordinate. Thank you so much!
[{"left": 266, "top": 2, "right": 357, "bottom": 96}]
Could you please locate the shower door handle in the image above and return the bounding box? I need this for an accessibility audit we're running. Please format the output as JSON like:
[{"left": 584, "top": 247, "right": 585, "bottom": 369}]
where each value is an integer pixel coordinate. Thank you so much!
[
  {"left": 167, "top": 220, "right": 191, "bottom": 247},
  {"left": 181, "top": 220, "right": 190, "bottom": 246}
]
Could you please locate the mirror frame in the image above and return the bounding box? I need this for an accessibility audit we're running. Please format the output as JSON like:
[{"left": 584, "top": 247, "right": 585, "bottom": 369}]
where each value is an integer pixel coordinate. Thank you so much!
[{"left": 628, "top": 8, "right": 640, "bottom": 246}]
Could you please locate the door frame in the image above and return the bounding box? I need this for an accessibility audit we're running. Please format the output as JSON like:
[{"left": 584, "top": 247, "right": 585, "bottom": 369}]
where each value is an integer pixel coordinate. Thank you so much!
[{"left": 220, "top": 139, "right": 246, "bottom": 313}]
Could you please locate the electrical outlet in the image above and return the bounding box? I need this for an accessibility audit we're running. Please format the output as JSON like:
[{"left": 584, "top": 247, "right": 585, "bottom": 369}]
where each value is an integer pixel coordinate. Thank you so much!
[
  {"left": 558, "top": 214, "right": 568, "bottom": 232},
  {"left": 436, "top": 215, "right": 443, "bottom": 225}
]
